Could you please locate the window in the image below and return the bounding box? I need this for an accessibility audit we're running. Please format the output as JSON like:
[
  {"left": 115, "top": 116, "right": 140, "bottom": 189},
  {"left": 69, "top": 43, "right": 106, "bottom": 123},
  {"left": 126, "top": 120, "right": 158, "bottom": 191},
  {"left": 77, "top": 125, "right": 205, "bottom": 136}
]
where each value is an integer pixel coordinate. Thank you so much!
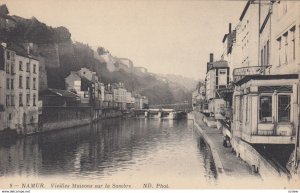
[
  {"left": 277, "top": 37, "right": 282, "bottom": 66},
  {"left": 26, "top": 63, "right": 30, "bottom": 72},
  {"left": 19, "top": 61, "right": 23, "bottom": 71},
  {"left": 11, "top": 79, "right": 14, "bottom": 90},
  {"left": 26, "top": 94, "right": 30, "bottom": 106},
  {"left": 259, "top": 96, "right": 272, "bottom": 123},
  {"left": 19, "top": 76, "right": 23, "bottom": 88},
  {"left": 6, "top": 95, "right": 10, "bottom": 106},
  {"left": 33, "top": 78, "right": 36, "bottom": 90},
  {"left": 264, "top": 45, "right": 267, "bottom": 66},
  {"left": 6, "top": 51, "right": 10, "bottom": 60},
  {"left": 240, "top": 96, "right": 243, "bottom": 122},
  {"left": 245, "top": 96, "right": 248, "bottom": 123},
  {"left": 19, "top": 93, "right": 23, "bottom": 106},
  {"left": 219, "top": 70, "right": 226, "bottom": 75},
  {"left": 11, "top": 95, "right": 15, "bottom": 106},
  {"left": 26, "top": 77, "right": 30, "bottom": 89},
  {"left": 6, "top": 63, "right": 9, "bottom": 74},
  {"left": 11, "top": 63, "right": 15, "bottom": 74},
  {"left": 266, "top": 40, "right": 269, "bottom": 65},
  {"left": 8, "top": 113, "right": 11, "bottom": 120},
  {"left": 33, "top": 64, "right": 36, "bottom": 74},
  {"left": 11, "top": 52, "right": 15, "bottom": 60},
  {"left": 6, "top": 78, "right": 9, "bottom": 89},
  {"left": 278, "top": 95, "right": 290, "bottom": 122},
  {"left": 284, "top": 32, "right": 288, "bottom": 64},
  {"left": 261, "top": 49, "right": 264, "bottom": 66},
  {"left": 33, "top": 94, "right": 36, "bottom": 106},
  {"left": 291, "top": 27, "right": 295, "bottom": 61}
]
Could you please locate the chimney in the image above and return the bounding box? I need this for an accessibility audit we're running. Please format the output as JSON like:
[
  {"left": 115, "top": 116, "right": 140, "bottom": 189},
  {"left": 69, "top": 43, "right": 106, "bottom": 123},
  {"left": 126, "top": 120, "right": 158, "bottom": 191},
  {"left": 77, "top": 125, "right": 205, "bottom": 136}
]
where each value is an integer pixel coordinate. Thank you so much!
[
  {"left": 209, "top": 53, "right": 214, "bottom": 63},
  {"left": 229, "top": 23, "right": 232, "bottom": 34},
  {"left": 26, "top": 45, "right": 30, "bottom": 55}
]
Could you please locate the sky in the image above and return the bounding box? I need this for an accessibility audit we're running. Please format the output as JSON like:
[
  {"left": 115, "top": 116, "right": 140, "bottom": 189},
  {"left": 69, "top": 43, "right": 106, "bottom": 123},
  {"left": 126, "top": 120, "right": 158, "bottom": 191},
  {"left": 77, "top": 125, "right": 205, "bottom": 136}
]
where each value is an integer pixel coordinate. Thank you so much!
[{"left": 2, "top": 0, "right": 246, "bottom": 80}]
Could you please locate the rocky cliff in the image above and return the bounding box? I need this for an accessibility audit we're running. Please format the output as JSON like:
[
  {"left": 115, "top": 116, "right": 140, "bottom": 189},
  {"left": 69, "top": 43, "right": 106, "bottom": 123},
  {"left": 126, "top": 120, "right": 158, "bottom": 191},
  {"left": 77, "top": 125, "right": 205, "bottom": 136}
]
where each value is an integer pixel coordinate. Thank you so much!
[{"left": 0, "top": 4, "right": 194, "bottom": 104}]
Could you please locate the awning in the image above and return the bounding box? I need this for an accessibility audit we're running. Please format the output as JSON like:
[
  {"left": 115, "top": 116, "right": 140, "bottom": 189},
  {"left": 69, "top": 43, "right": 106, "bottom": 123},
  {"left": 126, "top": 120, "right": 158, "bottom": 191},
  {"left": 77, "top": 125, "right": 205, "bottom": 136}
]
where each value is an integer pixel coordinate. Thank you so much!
[{"left": 235, "top": 74, "right": 299, "bottom": 86}]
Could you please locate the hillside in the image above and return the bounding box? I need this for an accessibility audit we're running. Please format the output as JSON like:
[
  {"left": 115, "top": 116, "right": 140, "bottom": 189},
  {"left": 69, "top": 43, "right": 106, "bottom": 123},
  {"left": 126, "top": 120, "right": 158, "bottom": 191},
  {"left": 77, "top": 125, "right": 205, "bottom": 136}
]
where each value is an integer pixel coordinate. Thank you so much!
[
  {"left": 156, "top": 73, "right": 198, "bottom": 91},
  {"left": 0, "top": 4, "right": 192, "bottom": 105}
]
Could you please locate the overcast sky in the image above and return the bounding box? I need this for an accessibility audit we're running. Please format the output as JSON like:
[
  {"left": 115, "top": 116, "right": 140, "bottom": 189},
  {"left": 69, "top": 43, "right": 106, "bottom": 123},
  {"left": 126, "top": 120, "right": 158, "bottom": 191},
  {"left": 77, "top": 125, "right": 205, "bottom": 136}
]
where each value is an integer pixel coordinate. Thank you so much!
[{"left": 2, "top": 0, "right": 246, "bottom": 80}]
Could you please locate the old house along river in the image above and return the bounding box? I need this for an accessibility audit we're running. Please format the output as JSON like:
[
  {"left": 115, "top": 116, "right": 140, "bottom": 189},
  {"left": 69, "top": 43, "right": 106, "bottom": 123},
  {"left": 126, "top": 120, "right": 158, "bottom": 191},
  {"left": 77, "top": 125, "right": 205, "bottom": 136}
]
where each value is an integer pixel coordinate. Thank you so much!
[{"left": 0, "top": 118, "right": 220, "bottom": 188}]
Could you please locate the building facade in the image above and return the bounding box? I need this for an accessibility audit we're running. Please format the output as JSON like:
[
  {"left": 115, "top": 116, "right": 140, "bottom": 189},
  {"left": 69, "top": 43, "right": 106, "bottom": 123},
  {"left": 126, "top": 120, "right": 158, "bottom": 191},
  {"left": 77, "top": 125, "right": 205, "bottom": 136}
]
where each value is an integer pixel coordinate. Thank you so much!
[
  {"left": 65, "top": 72, "right": 89, "bottom": 104},
  {"left": 113, "top": 84, "right": 127, "bottom": 110},
  {"left": 231, "top": 0, "right": 300, "bottom": 145},
  {"left": 0, "top": 43, "right": 39, "bottom": 134}
]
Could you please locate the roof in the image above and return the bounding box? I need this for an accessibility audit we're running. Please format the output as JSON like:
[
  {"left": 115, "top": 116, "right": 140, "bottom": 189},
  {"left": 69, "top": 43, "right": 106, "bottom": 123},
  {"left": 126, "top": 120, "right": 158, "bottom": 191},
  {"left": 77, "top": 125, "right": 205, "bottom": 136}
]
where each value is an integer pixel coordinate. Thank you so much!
[
  {"left": 66, "top": 71, "right": 80, "bottom": 79},
  {"left": 208, "top": 60, "right": 228, "bottom": 71},
  {"left": 81, "top": 76, "right": 94, "bottom": 85},
  {"left": 213, "top": 60, "right": 228, "bottom": 67},
  {"left": 235, "top": 74, "right": 299, "bottom": 86},
  {"left": 239, "top": 0, "right": 251, "bottom": 21},
  {"left": 40, "top": 88, "right": 80, "bottom": 98},
  {"left": 6, "top": 43, "right": 39, "bottom": 60}
]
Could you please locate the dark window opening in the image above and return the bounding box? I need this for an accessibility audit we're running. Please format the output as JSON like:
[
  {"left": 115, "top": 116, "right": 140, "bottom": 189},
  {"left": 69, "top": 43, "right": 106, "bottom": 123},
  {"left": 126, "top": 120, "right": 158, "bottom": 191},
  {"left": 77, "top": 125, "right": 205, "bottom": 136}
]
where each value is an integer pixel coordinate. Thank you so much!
[{"left": 259, "top": 96, "right": 272, "bottom": 123}]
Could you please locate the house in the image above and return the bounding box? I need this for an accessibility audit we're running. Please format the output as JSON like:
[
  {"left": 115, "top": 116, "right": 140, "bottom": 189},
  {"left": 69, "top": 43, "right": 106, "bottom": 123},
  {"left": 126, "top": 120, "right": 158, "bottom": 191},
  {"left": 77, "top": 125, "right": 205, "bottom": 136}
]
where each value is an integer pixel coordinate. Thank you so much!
[
  {"left": 112, "top": 82, "right": 127, "bottom": 110},
  {"left": 126, "top": 91, "right": 135, "bottom": 109},
  {"left": 231, "top": 0, "right": 300, "bottom": 145},
  {"left": 133, "top": 94, "right": 148, "bottom": 109},
  {"left": 65, "top": 69, "right": 97, "bottom": 106},
  {"left": 205, "top": 53, "right": 229, "bottom": 119},
  {"left": 0, "top": 42, "right": 39, "bottom": 134}
]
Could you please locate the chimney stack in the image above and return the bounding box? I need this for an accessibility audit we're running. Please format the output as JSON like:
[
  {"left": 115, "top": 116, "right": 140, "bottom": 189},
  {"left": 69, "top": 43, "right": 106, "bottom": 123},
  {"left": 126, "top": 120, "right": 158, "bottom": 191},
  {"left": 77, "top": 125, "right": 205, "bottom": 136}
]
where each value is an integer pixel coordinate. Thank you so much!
[
  {"left": 229, "top": 23, "right": 232, "bottom": 34},
  {"left": 209, "top": 53, "right": 214, "bottom": 63}
]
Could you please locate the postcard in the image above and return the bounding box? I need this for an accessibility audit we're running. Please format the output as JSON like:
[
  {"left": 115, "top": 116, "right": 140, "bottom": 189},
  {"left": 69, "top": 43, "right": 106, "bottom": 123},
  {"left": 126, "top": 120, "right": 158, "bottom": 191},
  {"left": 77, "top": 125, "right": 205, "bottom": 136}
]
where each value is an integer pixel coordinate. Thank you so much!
[{"left": 0, "top": 0, "right": 299, "bottom": 191}]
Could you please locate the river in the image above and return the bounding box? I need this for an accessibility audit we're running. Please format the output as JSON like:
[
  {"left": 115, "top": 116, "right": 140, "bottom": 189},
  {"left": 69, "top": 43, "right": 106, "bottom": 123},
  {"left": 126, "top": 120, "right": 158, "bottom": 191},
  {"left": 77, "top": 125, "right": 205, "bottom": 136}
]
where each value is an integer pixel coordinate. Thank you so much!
[{"left": 0, "top": 118, "right": 218, "bottom": 188}]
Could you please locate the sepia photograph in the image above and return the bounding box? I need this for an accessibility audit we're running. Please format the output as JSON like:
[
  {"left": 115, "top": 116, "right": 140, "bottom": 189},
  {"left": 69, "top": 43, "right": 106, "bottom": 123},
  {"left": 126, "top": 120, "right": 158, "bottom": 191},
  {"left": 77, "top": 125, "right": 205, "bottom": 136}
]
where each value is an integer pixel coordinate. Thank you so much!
[{"left": 0, "top": 0, "right": 300, "bottom": 190}]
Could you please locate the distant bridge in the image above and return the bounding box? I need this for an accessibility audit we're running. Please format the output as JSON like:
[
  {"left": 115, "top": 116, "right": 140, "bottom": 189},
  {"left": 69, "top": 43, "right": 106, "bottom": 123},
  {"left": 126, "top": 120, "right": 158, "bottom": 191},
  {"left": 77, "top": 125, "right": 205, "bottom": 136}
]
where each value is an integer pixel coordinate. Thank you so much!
[{"left": 149, "top": 103, "right": 192, "bottom": 111}]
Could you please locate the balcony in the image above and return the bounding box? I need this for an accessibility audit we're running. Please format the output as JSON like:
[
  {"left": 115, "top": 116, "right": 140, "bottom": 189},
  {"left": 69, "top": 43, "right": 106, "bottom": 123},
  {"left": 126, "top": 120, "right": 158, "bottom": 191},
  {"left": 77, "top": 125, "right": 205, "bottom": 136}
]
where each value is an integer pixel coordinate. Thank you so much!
[{"left": 233, "top": 65, "right": 271, "bottom": 83}]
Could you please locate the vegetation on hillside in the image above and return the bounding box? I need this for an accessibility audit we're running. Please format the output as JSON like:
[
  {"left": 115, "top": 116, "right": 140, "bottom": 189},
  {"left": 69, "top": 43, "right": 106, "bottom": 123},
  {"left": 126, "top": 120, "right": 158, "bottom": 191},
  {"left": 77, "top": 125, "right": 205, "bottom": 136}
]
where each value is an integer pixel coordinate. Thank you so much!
[{"left": 0, "top": 9, "right": 193, "bottom": 104}]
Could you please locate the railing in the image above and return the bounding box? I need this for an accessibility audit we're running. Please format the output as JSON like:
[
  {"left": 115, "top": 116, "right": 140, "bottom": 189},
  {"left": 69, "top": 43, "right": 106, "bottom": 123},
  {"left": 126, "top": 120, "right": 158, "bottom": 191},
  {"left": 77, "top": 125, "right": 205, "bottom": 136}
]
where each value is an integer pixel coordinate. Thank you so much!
[{"left": 233, "top": 65, "right": 271, "bottom": 83}]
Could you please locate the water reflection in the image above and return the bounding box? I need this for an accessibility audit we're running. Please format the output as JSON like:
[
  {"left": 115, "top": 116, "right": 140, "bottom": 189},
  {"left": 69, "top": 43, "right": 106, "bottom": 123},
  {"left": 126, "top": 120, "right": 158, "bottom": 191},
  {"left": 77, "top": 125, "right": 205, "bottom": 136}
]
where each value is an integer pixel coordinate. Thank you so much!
[{"left": 0, "top": 118, "right": 217, "bottom": 184}]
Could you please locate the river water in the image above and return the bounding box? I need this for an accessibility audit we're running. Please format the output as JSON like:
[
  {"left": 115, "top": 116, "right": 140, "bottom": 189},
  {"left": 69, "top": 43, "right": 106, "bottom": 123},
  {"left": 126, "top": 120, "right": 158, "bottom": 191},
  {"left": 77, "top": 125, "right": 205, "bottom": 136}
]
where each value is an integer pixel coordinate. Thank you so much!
[{"left": 0, "top": 118, "right": 218, "bottom": 188}]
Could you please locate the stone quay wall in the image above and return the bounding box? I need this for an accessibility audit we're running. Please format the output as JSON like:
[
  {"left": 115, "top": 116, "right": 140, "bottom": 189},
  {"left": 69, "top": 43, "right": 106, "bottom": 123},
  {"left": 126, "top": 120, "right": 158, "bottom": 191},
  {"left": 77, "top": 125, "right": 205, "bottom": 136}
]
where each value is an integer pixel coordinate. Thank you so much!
[{"left": 39, "top": 106, "right": 92, "bottom": 132}]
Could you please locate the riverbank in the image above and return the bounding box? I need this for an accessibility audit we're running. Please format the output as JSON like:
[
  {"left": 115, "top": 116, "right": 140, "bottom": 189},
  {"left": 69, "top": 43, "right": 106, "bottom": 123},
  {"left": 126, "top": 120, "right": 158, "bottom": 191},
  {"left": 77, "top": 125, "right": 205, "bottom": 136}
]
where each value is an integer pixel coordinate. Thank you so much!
[
  {"left": 189, "top": 112, "right": 261, "bottom": 180},
  {"left": 190, "top": 111, "right": 300, "bottom": 187},
  {"left": 0, "top": 107, "right": 123, "bottom": 137}
]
